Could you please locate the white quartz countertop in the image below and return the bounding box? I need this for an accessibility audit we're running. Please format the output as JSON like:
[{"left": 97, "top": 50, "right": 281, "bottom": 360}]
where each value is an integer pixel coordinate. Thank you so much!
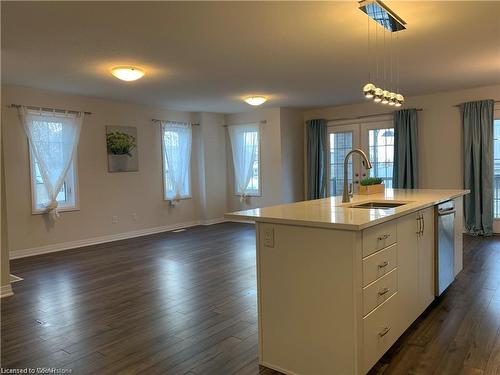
[{"left": 225, "top": 189, "right": 469, "bottom": 231}]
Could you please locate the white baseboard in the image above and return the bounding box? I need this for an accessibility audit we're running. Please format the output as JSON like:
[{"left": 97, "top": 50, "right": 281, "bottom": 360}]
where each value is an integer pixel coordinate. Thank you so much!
[
  {"left": 9, "top": 217, "right": 243, "bottom": 260},
  {"left": 1, "top": 284, "right": 13, "bottom": 298},
  {"left": 200, "top": 217, "right": 229, "bottom": 226}
]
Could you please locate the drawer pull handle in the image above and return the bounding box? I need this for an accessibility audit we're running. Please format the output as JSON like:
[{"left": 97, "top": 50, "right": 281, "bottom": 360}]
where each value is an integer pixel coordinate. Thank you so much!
[
  {"left": 377, "top": 234, "right": 390, "bottom": 241},
  {"left": 378, "top": 288, "right": 390, "bottom": 296},
  {"left": 378, "top": 261, "right": 389, "bottom": 268},
  {"left": 379, "top": 327, "right": 391, "bottom": 337}
]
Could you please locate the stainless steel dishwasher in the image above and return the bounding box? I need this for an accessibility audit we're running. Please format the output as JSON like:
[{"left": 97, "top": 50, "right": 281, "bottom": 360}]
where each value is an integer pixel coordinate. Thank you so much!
[{"left": 436, "top": 200, "right": 456, "bottom": 296}]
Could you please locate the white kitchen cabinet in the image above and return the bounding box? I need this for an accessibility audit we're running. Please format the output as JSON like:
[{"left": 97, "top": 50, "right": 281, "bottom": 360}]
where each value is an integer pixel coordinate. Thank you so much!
[{"left": 395, "top": 207, "right": 435, "bottom": 326}]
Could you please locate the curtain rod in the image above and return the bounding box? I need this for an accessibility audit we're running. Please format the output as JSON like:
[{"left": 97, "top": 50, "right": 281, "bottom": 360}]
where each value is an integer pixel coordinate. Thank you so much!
[
  {"left": 151, "top": 119, "right": 200, "bottom": 126},
  {"left": 223, "top": 120, "right": 267, "bottom": 128},
  {"left": 8, "top": 104, "right": 91, "bottom": 115},
  {"left": 325, "top": 108, "right": 423, "bottom": 122},
  {"left": 453, "top": 100, "right": 500, "bottom": 108}
]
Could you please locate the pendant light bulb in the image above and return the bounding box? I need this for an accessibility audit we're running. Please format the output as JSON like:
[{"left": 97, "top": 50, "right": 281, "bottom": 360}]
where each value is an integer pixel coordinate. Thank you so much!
[
  {"left": 363, "top": 83, "right": 376, "bottom": 99},
  {"left": 373, "top": 88, "right": 383, "bottom": 102},
  {"left": 388, "top": 92, "right": 397, "bottom": 106},
  {"left": 381, "top": 90, "right": 390, "bottom": 104},
  {"left": 395, "top": 93, "right": 404, "bottom": 107}
]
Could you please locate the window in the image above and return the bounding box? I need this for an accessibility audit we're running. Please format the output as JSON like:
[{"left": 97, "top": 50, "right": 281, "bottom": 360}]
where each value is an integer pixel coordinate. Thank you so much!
[
  {"left": 228, "top": 124, "right": 260, "bottom": 196},
  {"left": 30, "top": 152, "right": 77, "bottom": 213},
  {"left": 161, "top": 122, "right": 192, "bottom": 200},
  {"left": 366, "top": 127, "right": 394, "bottom": 188},
  {"left": 494, "top": 119, "right": 500, "bottom": 218},
  {"left": 25, "top": 110, "right": 80, "bottom": 214}
]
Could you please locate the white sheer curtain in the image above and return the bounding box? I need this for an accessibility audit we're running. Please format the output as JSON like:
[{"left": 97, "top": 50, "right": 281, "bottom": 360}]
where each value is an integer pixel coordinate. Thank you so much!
[
  {"left": 228, "top": 123, "right": 259, "bottom": 202},
  {"left": 19, "top": 107, "right": 83, "bottom": 219},
  {"left": 161, "top": 121, "right": 192, "bottom": 202}
]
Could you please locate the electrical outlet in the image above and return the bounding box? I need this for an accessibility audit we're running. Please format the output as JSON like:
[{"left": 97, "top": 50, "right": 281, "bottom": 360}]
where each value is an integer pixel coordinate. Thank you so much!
[
  {"left": 112, "top": 215, "right": 119, "bottom": 224},
  {"left": 131, "top": 213, "right": 137, "bottom": 221},
  {"left": 263, "top": 226, "right": 274, "bottom": 248}
]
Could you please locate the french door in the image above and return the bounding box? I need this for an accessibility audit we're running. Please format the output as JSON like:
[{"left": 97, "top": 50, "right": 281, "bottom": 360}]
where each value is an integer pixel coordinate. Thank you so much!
[
  {"left": 327, "top": 119, "right": 394, "bottom": 197},
  {"left": 360, "top": 121, "right": 395, "bottom": 189},
  {"left": 327, "top": 124, "right": 360, "bottom": 196}
]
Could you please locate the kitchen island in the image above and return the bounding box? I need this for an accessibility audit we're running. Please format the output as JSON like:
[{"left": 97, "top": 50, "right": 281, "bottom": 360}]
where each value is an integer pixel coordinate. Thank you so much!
[{"left": 225, "top": 189, "right": 469, "bottom": 375}]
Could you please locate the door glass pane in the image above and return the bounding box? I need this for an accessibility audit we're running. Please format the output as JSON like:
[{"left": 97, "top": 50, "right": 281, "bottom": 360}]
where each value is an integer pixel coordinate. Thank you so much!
[
  {"left": 494, "top": 120, "right": 500, "bottom": 218},
  {"left": 368, "top": 128, "right": 394, "bottom": 188},
  {"left": 329, "top": 132, "right": 353, "bottom": 196}
]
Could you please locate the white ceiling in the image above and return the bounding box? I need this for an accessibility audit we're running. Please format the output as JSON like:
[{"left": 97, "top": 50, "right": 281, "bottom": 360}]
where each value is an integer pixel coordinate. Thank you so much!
[{"left": 2, "top": 1, "right": 499, "bottom": 113}]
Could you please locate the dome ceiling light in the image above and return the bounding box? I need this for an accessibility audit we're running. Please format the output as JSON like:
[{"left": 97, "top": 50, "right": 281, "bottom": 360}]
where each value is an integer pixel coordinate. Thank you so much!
[
  {"left": 359, "top": 0, "right": 406, "bottom": 107},
  {"left": 111, "top": 66, "right": 145, "bottom": 81},
  {"left": 244, "top": 96, "right": 267, "bottom": 106}
]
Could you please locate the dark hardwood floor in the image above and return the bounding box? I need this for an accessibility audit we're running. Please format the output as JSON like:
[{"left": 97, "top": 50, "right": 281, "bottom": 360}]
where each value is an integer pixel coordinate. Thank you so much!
[{"left": 1, "top": 222, "right": 500, "bottom": 374}]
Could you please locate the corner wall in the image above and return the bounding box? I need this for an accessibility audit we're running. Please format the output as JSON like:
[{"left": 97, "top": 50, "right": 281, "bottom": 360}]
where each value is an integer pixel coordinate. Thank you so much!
[{"left": 224, "top": 107, "right": 305, "bottom": 212}]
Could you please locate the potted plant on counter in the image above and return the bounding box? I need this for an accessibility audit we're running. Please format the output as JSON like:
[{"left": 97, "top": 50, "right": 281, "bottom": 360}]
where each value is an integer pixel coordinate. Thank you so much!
[{"left": 359, "top": 177, "right": 384, "bottom": 195}]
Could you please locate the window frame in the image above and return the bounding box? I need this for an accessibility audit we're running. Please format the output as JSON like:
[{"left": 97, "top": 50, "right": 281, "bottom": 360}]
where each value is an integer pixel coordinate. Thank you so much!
[
  {"left": 160, "top": 124, "right": 192, "bottom": 201},
  {"left": 29, "top": 145, "right": 80, "bottom": 215},
  {"left": 232, "top": 127, "right": 262, "bottom": 197}
]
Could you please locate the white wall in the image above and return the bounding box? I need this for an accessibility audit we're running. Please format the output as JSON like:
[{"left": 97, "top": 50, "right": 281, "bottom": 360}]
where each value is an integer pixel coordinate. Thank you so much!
[
  {"left": 304, "top": 84, "right": 500, "bottom": 190},
  {"left": 197, "top": 112, "right": 227, "bottom": 222},
  {"left": 1, "top": 85, "right": 229, "bottom": 255},
  {"left": 280, "top": 108, "right": 305, "bottom": 203}
]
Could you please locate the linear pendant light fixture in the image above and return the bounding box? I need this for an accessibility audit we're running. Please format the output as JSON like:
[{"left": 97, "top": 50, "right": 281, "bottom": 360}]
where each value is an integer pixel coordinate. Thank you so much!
[{"left": 359, "top": 0, "right": 406, "bottom": 107}]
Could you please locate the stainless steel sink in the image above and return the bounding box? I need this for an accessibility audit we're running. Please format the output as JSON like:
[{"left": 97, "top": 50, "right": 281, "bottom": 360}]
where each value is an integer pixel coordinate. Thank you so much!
[{"left": 349, "top": 201, "right": 408, "bottom": 209}]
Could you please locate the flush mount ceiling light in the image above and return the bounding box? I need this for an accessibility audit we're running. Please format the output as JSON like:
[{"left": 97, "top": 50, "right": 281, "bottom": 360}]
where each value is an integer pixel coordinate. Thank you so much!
[
  {"left": 359, "top": 0, "right": 406, "bottom": 107},
  {"left": 111, "top": 66, "right": 145, "bottom": 81},
  {"left": 244, "top": 96, "right": 267, "bottom": 106}
]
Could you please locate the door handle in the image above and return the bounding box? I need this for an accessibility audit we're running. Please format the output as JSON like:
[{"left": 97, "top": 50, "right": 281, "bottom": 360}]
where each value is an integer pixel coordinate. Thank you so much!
[
  {"left": 378, "top": 288, "right": 390, "bottom": 296},
  {"left": 378, "top": 261, "right": 389, "bottom": 268},
  {"left": 379, "top": 327, "right": 391, "bottom": 337},
  {"left": 438, "top": 208, "right": 456, "bottom": 216},
  {"left": 416, "top": 215, "right": 422, "bottom": 236}
]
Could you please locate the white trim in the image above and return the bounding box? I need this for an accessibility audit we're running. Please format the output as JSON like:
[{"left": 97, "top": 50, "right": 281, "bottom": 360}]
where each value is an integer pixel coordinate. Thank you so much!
[
  {"left": 10, "top": 274, "right": 23, "bottom": 283},
  {"left": 200, "top": 217, "right": 228, "bottom": 226},
  {"left": 0, "top": 284, "right": 13, "bottom": 298},
  {"left": 259, "top": 361, "right": 300, "bottom": 375},
  {"left": 9, "top": 218, "right": 245, "bottom": 259}
]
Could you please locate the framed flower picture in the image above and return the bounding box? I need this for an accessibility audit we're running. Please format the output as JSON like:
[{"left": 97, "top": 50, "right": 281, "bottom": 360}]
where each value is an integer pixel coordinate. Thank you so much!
[{"left": 106, "top": 126, "right": 139, "bottom": 172}]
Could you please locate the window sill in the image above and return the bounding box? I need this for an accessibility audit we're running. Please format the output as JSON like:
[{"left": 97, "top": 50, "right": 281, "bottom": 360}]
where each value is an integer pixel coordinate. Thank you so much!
[
  {"left": 164, "top": 196, "right": 192, "bottom": 202},
  {"left": 234, "top": 192, "right": 262, "bottom": 198},
  {"left": 32, "top": 206, "right": 80, "bottom": 215}
]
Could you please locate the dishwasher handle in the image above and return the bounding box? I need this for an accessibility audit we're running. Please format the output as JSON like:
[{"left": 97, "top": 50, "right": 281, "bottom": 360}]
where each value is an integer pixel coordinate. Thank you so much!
[{"left": 438, "top": 208, "right": 456, "bottom": 216}]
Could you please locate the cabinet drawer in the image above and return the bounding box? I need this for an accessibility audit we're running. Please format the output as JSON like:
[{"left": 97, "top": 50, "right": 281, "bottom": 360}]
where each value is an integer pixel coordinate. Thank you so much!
[
  {"left": 363, "top": 244, "right": 397, "bottom": 286},
  {"left": 363, "top": 293, "right": 400, "bottom": 373},
  {"left": 363, "top": 268, "right": 398, "bottom": 316},
  {"left": 363, "top": 221, "right": 397, "bottom": 257}
]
